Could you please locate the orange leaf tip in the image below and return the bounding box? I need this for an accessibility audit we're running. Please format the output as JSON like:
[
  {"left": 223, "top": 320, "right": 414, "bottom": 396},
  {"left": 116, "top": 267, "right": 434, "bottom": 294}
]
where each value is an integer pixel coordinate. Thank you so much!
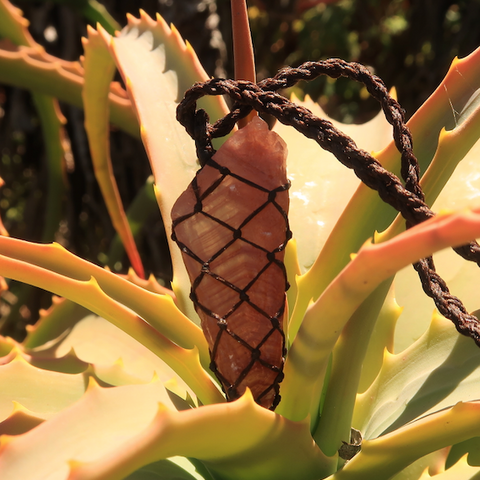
[
  {"left": 155, "top": 12, "right": 170, "bottom": 31},
  {"left": 86, "top": 375, "right": 101, "bottom": 392},
  {"left": 0, "top": 434, "right": 15, "bottom": 450}
]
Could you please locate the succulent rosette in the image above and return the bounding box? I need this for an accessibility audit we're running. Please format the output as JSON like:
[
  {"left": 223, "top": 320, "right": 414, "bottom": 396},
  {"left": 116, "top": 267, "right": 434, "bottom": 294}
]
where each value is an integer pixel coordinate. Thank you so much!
[{"left": 1, "top": 1, "right": 480, "bottom": 479}]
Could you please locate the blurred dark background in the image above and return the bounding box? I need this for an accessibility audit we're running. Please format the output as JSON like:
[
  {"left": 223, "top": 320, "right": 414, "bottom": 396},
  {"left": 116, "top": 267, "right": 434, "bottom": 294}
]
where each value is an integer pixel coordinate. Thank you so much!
[{"left": 1, "top": 0, "right": 480, "bottom": 338}]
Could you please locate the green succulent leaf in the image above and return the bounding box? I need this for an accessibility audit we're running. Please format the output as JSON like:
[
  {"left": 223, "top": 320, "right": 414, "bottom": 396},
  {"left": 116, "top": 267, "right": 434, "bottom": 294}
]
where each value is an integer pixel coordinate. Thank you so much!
[
  {"left": 330, "top": 402, "right": 480, "bottom": 480},
  {"left": 0, "top": 0, "right": 68, "bottom": 243},
  {"left": 109, "top": 11, "right": 229, "bottom": 321},
  {"left": 123, "top": 457, "right": 203, "bottom": 480},
  {"left": 0, "top": 236, "right": 205, "bottom": 357},
  {"left": 417, "top": 455, "right": 480, "bottom": 480},
  {"left": 50, "top": 314, "right": 196, "bottom": 391},
  {"left": 279, "top": 209, "right": 480, "bottom": 423},
  {"left": 0, "top": 237, "right": 222, "bottom": 405},
  {"left": 364, "top": 49, "right": 480, "bottom": 318},
  {"left": 107, "top": 176, "right": 160, "bottom": 270},
  {"left": 313, "top": 279, "right": 393, "bottom": 456},
  {"left": 448, "top": 436, "right": 480, "bottom": 469},
  {"left": 0, "top": 336, "right": 16, "bottom": 357},
  {"left": 82, "top": 24, "right": 145, "bottom": 278},
  {"left": 0, "top": 44, "right": 138, "bottom": 137},
  {"left": 357, "top": 284, "right": 402, "bottom": 393},
  {"left": 0, "top": 353, "right": 87, "bottom": 428},
  {"left": 0, "top": 0, "right": 36, "bottom": 46},
  {"left": 29, "top": 94, "right": 69, "bottom": 242},
  {"left": 274, "top": 93, "right": 392, "bottom": 274},
  {"left": 23, "top": 296, "right": 91, "bottom": 349},
  {"left": 0, "top": 381, "right": 334, "bottom": 480},
  {"left": 286, "top": 47, "right": 480, "bottom": 349},
  {"left": 354, "top": 311, "right": 480, "bottom": 440},
  {"left": 2, "top": 2, "right": 480, "bottom": 479},
  {"left": 394, "top": 108, "right": 480, "bottom": 351},
  {"left": 0, "top": 379, "right": 178, "bottom": 480},
  {"left": 389, "top": 449, "right": 451, "bottom": 480}
]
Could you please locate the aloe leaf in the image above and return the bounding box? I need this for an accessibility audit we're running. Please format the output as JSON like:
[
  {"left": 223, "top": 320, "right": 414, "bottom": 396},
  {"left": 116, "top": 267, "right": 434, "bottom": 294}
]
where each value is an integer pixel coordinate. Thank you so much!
[
  {"left": 369, "top": 48, "right": 480, "bottom": 237},
  {"left": 30, "top": 94, "right": 68, "bottom": 242},
  {"left": 49, "top": 0, "right": 121, "bottom": 35},
  {"left": 109, "top": 11, "right": 229, "bottom": 322},
  {"left": 389, "top": 449, "right": 451, "bottom": 480},
  {"left": 115, "top": 269, "right": 174, "bottom": 297},
  {"left": 0, "top": 0, "right": 36, "bottom": 46},
  {"left": 49, "top": 314, "right": 197, "bottom": 393},
  {"left": 357, "top": 283, "right": 402, "bottom": 392},
  {"left": 312, "top": 285, "right": 400, "bottom": 444},
  {"left": 393, "top": 116, "right": 480, "bottom": 351},
  {"left": 432, "top": 136, "right": 480, "bottom": 215},
  {"left": 417, "top": 455, "right": 480, "bottom": 480},
  {"left": 0, "top": 0, "right": 68, "bottom": 243},
  {"left": 382, "top": 86, "right": 480, "bottom": 242},
  {"left": 287, "top": 47, "right": 480, "bottom": 346},
  {"left": 78, "top": 0, "right": 121, "bottom": 35},
  {"left": 284, "top": 239, "right": 301, "bottom": 330},
  {"left": 278, "top": 208, "right": 480, "bottom": 422},
  {"left": 394, "top": 244, "right": 480, "bottom": 353},
  {"left": 0, "top": 236, "right": 207, "bottom": 359},
  {"left": 0, "top": 383, "right": 333, "bottom": 480},
  {"left": 0, "top": 44, "right": 138, "bottom": 137},
  {"left": 313, "top": 279, "right": 392, "bottom": 455},
  {"left": 123, "top": 458, "right": 202, "bottom": 480},
  {"left": 3, "top": 313, "right": 199, "bottom": 440},
  {"left": 329, "top": 402, "right": 480, "bottom": 480},
  {"left": 354, "top": 311, "right": 480, "bottom": 440},
  {"left": 107, "top": 176, "right": 160, "bottom": 270},
  {"left": 0, "top": 353, "right": 87, "bottom": 425},
  {"left": 0, "top": 238, "right": 223, "bottom": 405},
  {"left": 448, "top": 436, "right": 480, "bottom": 469},
  {"left": 0, "top": 0, "right": 120, "bottom": 36},
  {"left": 2, "top": 65, "right": 66, "bottom": 255},
  {"left": 44, "top": 389, "right": 333, "bottom": 480},
  {"left": 19, "top": 346, "right": 88, "bottom": 375},
  {"left": 76, "top": 0, "right": 120, "bottom": 34},
  {"left": 0, "top": 403, "right": 45, "bottom": 436},
  {"left": 23, "top": 296, "right": 90, "bottom": 349},
  {"left": 0, "top": 0, "right": 72, "bottom": 339},
  {"left": 82, "top": 25, "right": 144, "bottom": 278},
  {"left": 274, "top": 93, "right": 392, "bottom": 274},
  {"left": 0, "top": 379, "right": 179, "bottom": 480},
  {"left": 0, "top": 335, "right": 15, "bottom": 356}
]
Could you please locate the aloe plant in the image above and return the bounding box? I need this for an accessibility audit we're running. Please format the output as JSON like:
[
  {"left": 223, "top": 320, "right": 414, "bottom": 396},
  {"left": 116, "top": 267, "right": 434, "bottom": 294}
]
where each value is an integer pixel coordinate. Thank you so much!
[{"left": 1, "top": 1, "right": 480, "bottom": 479}]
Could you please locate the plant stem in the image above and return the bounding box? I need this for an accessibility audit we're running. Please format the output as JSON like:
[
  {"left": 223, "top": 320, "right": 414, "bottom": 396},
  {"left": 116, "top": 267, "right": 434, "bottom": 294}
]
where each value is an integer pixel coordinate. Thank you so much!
[{"left": 231, "top": 0, "right": 256, "bottom": 127}]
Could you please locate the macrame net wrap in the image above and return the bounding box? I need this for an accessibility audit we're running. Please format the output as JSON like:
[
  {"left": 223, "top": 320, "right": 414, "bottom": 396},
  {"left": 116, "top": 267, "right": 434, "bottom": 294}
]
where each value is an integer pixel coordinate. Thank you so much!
[
  {"left": 173, "top": 58, "right": 480, "bottom": 410},
  {"left": 171, "top": 117, "right": 291, "bottom": 410}
]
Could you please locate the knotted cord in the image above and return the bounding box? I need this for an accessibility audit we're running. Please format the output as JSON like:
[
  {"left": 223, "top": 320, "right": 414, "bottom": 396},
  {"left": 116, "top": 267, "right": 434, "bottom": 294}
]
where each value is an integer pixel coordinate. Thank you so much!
[{"left": 176, "top": 58, "right": 480, "bottom": 346}]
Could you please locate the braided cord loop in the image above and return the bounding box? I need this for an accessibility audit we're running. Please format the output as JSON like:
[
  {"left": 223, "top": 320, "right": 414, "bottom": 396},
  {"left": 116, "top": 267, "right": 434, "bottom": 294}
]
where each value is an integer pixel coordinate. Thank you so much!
[{"left": 174, "top": 59, "right": 480, "bottom": 398}]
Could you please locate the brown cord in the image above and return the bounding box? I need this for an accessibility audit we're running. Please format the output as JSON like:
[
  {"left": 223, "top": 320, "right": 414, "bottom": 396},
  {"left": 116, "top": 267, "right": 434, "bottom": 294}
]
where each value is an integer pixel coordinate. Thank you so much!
[
  {"left": 176, "top": 58, "right": 480, "bottom": 347},
  {"left": 171, "top": 155, "right": 291, "bottom": 409}
]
